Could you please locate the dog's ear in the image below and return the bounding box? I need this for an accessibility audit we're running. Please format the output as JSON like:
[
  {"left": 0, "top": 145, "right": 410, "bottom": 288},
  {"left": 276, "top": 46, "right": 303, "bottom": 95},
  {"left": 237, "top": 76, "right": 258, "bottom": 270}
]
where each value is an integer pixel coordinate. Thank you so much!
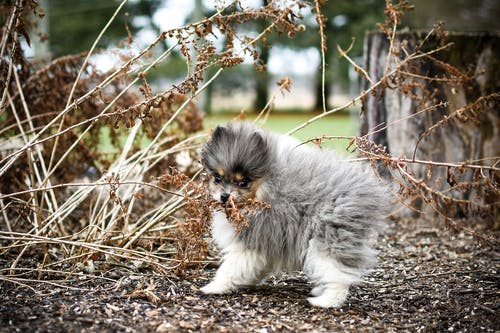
[
  {"left": 202, "top": 125, "right": 228, "bottom": 169},
  {"left": 250, "top": 131, "right": 268, "bottom": 154},
  {"left": 248, "top": 131, "right": 269, "bottom": 177},
  {"left": 211, "top": 125, "right": 228, "bottom": 142}
]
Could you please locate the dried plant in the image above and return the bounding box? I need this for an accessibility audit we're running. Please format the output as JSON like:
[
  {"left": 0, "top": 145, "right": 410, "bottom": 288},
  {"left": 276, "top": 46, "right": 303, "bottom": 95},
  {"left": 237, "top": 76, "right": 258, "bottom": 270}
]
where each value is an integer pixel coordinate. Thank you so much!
[
  {"left": 0, "top": 0, "right": 498, "bottom": 293},
  {"left": 222, "top": 196, "right": 271, "bottom": 232},
  {"left": 0, "top": 0, "right": 309, "bottom": 285},
  {"left": 297, "top": 2, "right": 499, "bottom": 245}
]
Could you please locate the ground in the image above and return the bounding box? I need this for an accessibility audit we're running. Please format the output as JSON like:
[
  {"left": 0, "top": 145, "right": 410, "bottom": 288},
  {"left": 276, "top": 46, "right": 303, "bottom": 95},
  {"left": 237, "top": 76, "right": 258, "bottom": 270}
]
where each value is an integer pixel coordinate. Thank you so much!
[{"left": 1, "top": 217, "right": 498, "bottom": 333}]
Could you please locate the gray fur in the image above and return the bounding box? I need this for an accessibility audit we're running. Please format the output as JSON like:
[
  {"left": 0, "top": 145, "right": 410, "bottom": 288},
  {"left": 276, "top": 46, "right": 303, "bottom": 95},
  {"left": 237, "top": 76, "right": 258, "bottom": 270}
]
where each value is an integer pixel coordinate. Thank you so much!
[
  {"left": 201, "top": 121, "right": 390, "bottom": 285},
  {"left": 202, "top": 124, "right": 270, "bottom": 179}
]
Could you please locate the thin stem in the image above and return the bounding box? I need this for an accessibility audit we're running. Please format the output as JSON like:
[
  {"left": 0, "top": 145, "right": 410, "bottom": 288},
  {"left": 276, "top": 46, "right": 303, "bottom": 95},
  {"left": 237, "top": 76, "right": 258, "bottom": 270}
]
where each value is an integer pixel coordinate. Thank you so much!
[
  {"left": 46, "top": 0, "right": 130, "bottom": 195},
  {"left": 315, "top": 0, "right": 327, "bottom": 112}
]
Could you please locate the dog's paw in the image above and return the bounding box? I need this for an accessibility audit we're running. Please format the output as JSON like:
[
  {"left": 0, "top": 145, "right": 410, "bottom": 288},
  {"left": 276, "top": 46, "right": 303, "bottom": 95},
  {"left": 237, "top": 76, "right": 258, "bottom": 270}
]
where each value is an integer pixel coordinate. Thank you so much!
[
  {"left": 200, "top": 281, "right": 233, "bottom": 295},
  {"left": 307, "top": 286, "right": 348, "bottom": 308},
  {"left": 307, "top": 294, "right": 344, "bottom": 308},
  {"left": 310, "top": 285, "right": 325, "bottom": 297}
]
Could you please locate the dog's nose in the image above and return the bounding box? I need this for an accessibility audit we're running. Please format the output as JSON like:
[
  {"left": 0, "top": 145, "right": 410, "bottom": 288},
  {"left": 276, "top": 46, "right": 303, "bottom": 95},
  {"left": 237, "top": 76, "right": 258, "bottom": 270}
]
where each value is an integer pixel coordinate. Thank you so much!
[{"left": 220, "top": 193, "right": 230, "bottom": 203}]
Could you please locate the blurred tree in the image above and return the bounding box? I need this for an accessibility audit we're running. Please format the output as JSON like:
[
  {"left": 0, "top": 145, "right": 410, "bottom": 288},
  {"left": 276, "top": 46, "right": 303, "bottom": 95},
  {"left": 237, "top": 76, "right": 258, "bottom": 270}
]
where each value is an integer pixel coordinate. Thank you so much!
[
  {"left": 250, "top": 0, "right": 385, "bottom": 111},
  {"left": 312, "top": 0, "right": 385, "bottom": 110},
  {"left": 253, "top": 0, "right": 270, "bottom": 112},
  {"left": 46, "top": 0, "right": 162, "bottom": 57},
  {"left": 403, "top": 0, "right": 500, "bottom": 31},
  {"left": 44, "top": 0, "right": 387, "bottom": 112}
]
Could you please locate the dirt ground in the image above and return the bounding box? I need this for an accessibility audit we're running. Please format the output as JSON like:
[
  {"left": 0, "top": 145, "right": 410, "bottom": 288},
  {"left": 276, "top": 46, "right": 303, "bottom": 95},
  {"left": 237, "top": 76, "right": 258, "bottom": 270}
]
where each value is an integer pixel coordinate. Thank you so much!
[{"left": 1, "top": 217, "right": 498, "bottom": 333}]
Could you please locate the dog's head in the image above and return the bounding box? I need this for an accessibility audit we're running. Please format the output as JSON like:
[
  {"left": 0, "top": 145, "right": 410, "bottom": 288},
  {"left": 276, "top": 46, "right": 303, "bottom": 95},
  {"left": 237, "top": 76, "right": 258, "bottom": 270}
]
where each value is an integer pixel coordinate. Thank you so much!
[{"left": 201, "top": 122, "right": 270, "bottom": 203}]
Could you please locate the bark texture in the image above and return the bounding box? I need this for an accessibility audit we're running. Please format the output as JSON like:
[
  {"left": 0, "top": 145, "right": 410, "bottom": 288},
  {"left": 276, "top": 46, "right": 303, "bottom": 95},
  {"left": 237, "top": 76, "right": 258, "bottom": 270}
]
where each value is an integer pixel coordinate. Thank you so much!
[{"left": 361, "top": 31, "right": 499, "bottom": 223}]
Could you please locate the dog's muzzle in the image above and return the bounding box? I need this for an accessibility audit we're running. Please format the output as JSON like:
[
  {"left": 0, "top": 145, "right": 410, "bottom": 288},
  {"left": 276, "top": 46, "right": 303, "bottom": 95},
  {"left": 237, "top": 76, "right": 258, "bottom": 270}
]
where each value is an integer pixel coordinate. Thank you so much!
[{"left": 220, "top": 192, "right": 230, "bottom": 203}]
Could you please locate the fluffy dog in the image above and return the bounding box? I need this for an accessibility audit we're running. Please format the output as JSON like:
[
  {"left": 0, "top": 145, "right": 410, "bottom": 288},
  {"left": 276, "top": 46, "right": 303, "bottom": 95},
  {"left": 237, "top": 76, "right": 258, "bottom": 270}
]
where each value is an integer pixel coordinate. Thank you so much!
[{"left": 200, "top": 121, "right": 390, "bottom": 308}]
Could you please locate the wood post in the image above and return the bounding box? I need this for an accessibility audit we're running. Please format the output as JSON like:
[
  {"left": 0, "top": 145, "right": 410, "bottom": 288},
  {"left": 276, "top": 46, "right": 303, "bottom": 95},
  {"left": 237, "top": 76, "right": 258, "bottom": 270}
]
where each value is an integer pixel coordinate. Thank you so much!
[{"left": 361, "top": 31, "right": 499, "bottom": 224}]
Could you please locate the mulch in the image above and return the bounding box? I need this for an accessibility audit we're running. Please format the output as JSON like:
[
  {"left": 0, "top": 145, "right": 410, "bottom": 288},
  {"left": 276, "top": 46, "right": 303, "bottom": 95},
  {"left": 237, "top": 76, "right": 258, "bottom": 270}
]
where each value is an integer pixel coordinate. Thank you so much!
[{"left": 1, "top": 217, "right": 498, "bottom": 333}]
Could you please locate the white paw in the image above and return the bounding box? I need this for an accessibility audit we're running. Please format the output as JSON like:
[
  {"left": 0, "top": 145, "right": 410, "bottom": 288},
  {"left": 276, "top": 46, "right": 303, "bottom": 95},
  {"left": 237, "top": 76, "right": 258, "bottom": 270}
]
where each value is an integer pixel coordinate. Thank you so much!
[
  {"left": 307, "top": 286, "right": 348, "bottom": 308},
  {"left": 200, "top": 281, "right": 233, "bottom": 295},
  {"left": 310, "top": 285, "right": 325, "bottom": 297},
  {"left": 307, "top": 294, "right": 345, "bottom": 308}
]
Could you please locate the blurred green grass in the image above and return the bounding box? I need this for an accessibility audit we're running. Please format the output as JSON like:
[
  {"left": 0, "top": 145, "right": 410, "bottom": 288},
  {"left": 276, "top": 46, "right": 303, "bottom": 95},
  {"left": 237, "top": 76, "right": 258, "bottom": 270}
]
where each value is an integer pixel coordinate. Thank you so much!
[
  {"left": 98, "top": 111, "right": 359, "bottom": 155},
  {"left": 205, "top": 111, "right": 359, "bottom": 154}
]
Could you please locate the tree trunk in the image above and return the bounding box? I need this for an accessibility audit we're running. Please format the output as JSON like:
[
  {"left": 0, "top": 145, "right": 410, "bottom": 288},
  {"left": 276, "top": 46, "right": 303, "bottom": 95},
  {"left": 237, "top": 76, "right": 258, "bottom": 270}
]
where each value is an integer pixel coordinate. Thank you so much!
[
  {"left": 253, "top": 0, "right": 270, "bottom": 113},
  {"left": 254, "top": 38, "right": 270, "bottom": 112},
  {"left": 33, "top": 0, "right": 49, "bottom": 61},
  {"left": 361, "top": 31, "right": 500, "bottom": 223}
]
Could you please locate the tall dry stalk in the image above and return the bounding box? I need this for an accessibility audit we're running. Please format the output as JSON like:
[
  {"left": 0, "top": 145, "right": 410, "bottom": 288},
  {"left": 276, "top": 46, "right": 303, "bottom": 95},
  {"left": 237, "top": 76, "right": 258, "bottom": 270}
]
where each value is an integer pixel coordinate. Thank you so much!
[
  {"left": 0, "top": 0, "right": 310, "bottom": 284},
  {"left": 0, "top": 0, "right": 498, "bottom": 293}
]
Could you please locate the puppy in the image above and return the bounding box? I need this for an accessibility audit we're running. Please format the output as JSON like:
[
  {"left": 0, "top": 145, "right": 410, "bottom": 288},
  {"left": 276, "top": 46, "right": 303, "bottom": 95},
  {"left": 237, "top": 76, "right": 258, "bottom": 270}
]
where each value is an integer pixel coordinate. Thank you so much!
[{"left": 200, "top": 121, "right": 390, "bottom": 308}]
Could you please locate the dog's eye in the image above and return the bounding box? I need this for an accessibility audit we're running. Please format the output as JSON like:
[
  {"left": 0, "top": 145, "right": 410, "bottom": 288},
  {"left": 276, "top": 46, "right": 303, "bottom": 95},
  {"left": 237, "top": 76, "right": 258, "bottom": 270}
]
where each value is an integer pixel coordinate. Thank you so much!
[
  {"left": 238, "top": 178, "right": 250, "bottom": 188},
  {"left": 214, "top": 175, "right": 222, "bottom": 184}
]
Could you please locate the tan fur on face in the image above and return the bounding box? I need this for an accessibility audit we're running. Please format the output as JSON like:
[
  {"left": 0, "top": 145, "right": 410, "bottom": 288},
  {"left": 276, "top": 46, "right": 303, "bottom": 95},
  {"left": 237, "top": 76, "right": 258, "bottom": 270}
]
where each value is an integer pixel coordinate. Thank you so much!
[
  {"left": 245, "top": 177, "right": 264, "bottom": 200},
  {"left": 207, "top": 172, "right": 265, "bottom": 203}
]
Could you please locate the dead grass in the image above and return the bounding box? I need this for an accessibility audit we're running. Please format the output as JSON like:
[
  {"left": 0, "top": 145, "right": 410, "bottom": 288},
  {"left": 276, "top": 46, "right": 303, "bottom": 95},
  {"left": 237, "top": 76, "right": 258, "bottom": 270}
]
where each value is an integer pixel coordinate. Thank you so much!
[
  {"left": 1, "top": 216, "right": 497, "bottom": 332},
  {"left": 0, "top": 0, "right": 498, "bottom": 299}
]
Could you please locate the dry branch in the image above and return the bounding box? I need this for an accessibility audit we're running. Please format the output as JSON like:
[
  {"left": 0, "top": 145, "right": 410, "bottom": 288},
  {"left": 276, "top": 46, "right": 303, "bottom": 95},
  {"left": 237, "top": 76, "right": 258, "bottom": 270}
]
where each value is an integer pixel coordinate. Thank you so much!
[
  {"left": 0, "top": 0, "right": 498, "bottom": 289},
  {"left": 0, "top": 0, "right": 308, "bottom": 278}
]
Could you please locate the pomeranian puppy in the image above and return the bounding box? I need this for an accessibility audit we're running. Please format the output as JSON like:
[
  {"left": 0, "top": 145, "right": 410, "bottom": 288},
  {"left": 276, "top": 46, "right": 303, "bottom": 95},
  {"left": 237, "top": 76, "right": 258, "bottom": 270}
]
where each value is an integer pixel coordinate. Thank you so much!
[{"left": 200, "top": 121, "right": 390, "bottom": 308}]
